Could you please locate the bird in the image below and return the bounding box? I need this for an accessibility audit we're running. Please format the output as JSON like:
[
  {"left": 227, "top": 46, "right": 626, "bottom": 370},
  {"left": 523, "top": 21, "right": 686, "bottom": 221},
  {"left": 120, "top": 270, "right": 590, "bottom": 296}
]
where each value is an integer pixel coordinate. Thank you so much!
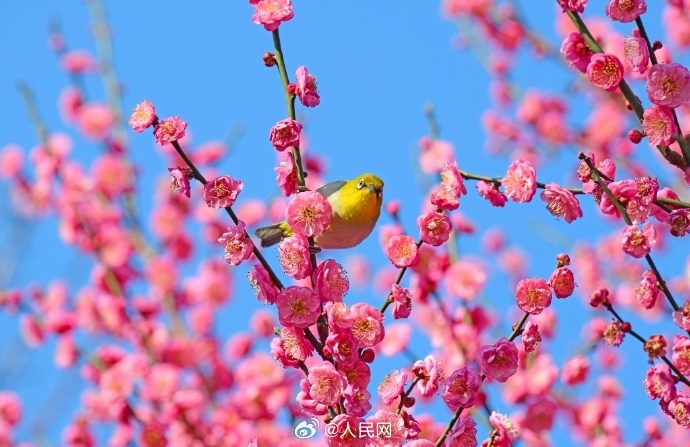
[{"left": 254, "top": 173, "right": 384, "bottom": 250}]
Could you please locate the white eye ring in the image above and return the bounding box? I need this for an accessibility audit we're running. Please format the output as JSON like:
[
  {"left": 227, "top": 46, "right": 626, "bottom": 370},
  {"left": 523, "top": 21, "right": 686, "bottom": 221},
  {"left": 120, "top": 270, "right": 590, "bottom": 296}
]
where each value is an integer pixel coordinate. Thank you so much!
[{"left": 357, "top": 179, "right": 365, "bottom": 190}]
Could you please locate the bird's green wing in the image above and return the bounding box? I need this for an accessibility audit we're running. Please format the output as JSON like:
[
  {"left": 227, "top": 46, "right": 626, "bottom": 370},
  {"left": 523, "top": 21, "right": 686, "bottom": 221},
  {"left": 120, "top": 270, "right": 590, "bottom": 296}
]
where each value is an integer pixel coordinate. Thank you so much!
[{"left": 316, "top": 180, "right": 347, "bottom": 198}]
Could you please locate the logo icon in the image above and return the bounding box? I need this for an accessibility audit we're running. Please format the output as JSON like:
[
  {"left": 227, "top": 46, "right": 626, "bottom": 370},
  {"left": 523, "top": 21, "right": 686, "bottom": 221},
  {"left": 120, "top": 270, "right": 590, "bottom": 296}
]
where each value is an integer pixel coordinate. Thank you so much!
[{"left": 294, "top": 418, "right": 319, "bottom": 439}]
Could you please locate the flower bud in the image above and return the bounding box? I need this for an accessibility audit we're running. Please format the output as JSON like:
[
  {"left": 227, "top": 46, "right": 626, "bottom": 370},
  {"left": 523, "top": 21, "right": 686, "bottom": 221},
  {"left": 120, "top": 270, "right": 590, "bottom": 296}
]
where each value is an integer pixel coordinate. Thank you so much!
[
  {"left": 628, "top": 129, "right": 644, "bottom": 144},
  {"left": 556, "top": 253, "right": 570, "bottom": 267},
  {"left": 361, "top": 348, "right": 375, "bottom": 363},
  {"left": 386, "top": 200, "right": 400, "bottom": 216},
  {"left": 263, "top": 52, "right": 276, "bottom": 67}
]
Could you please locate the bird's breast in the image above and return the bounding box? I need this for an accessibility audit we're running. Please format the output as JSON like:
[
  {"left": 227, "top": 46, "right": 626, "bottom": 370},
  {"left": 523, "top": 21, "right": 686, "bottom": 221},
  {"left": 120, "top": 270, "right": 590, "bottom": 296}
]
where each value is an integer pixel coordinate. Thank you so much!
[{"left": 317, "top": 190, "right": 381, "bottom": 249}]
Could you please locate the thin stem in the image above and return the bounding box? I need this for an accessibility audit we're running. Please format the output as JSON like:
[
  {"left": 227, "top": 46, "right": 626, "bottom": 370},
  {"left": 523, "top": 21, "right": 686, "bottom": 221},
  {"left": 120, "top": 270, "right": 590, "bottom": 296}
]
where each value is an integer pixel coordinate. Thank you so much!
[
  {"left": 270, "top": 29, "right": 320, "bottom": 277},
  {"left": 581, "top": 154, "right": 681, "bottom": 314},
  {"left": 165, "top": 134, "right": 285, "bottom": 290},
  {"left": 658, "top": 197, "right": 690, "bottom": 209},
  {"left": 564, "top": 8, "right": 687, "bottom": 170},
  {"left": 271, "top": 29, "right": 306, "bottom": 187},
  {"left": 435, "top": 405, "right": 465, "bottom": 447},
  {"left": 460, "top": 170, "right": 584, "bottom": 194},
  {"left": 380, "top": 239, "right": 424, "bottom": 313},
  {"left": 396, "top": 377, "right": 421, "bottom": 414},
  {"left": 436, "top": 312, "right": 529, "bottom": 446},
  {"left": 634, "top": 18, "right": 658, "bottom": 66},
  {"left": 303, "top": 328, "right": 330, "bottom": 363},
  {"left": 508, "top": 312, "right": 530, "bottom": 342},
  {"left": 634, "top": 16, "right": 690, "bottom": 163},
  {"left": 603, "top": 303, "right": 690, "bottom": 388},
  {"left": 486, "top": 430, "right": 500, "bottom": 447}
]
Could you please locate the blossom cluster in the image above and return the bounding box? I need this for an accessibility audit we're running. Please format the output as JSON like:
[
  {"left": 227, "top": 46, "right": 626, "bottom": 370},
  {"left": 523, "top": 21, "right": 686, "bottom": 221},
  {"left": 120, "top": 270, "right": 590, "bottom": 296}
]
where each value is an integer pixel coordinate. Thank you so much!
[{"left": 3, "top": 1, "right": 690, "bottom": 447}]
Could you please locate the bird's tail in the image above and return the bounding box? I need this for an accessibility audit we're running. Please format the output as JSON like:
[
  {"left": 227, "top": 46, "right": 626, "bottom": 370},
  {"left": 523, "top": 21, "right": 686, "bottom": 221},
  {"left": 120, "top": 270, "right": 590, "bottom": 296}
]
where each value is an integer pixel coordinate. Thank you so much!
[{"left": 254, "top": 221, "right": 292, "bottom": 247}]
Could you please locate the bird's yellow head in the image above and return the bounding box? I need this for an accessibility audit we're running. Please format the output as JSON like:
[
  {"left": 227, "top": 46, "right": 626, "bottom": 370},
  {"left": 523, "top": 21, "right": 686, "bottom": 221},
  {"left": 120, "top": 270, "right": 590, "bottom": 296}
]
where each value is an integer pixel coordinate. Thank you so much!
[{"left": 336, "top": 173, "right": 384, "bottom": 222}]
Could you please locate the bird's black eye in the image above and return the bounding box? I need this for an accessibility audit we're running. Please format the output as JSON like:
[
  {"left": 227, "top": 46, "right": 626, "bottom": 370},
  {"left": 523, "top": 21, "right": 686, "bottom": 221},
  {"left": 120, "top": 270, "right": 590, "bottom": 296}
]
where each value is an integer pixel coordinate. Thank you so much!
[
  {"left": 376, "top": 190, "right": 382, "bottom": 198},
  {"left": 357, "top": 179, "right": 365, "bottom": 190}
]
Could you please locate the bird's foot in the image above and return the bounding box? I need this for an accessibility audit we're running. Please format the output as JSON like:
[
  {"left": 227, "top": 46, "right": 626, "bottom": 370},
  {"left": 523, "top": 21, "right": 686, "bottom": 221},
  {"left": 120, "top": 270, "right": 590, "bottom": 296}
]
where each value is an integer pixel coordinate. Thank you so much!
[
  {"left": 297, "top": 185, "right": 311, "bottom": 193},
  {"left": 308, "top": 244, "right": 322, "bottom": 255}
]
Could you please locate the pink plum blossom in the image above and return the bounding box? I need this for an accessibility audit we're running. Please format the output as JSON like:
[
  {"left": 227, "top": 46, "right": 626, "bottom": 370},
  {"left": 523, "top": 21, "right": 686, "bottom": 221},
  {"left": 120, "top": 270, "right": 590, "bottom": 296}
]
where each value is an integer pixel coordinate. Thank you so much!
[
  {"left": 549, "top": 266, "right": 575, "bottom": 298},
  {"left": 325, "top": 414, "right": 366, "bottom": 447},
  {"left": 217, "top": 221, "right": 254, "bottom": 266},
  {"left": 391, "top": 284, "right": 412, "bottom": 319},
  {"left": 349, "top": 303, "right": 385, "bottom": 348},
  {"left": 476, "top": 181, "right": 507, "bottom": 206},
  {"left": 477, "top": 337, "right": 519, "bottom": 382},
  {"left": 203, "top": 175, "right": 244, "bottom": 208},
  {"left": 297, "top": 378, "right": 328, "bottom": 416},
  {"left": 642, "top": 105, "right": 678, "bottom": 146},
  {"left": 153, "top": 116, "right": 187, "bottom": 146},
  {"left": 247, "top": 263, "right": 279, "bottom": 304},
  {"left": 275, "top": 152, "right": 299, "bottom": 196},
  {"left": 667, "top": 209, "right": 690, "bottom": 236},
  {"left": 643, "top": 364, "right": 677, "bottom": 401},
  {"left": 269, "top": 118, "right": 302, "bottom": 151},
  {"left": 308, "top": 362, "right": 347, "bottom": 406},
  {"left": 313, "top": 259, "right": 349, "bottom": 302},
  {"left": 635, "top": 270, "right": 659, "bottom": 309},
  {"left": 522, "top": 321, "right": 541, "bottom": 353},
  {"left": 78, "top": 103, "right": 114, "bottom": 140},
  {"left": 412, "top": 355, "right": 441, "bottom": 397},
  {"left": 621, "top": 223, "right": 657, "bottom": 258},
  {"left": 325, "top": 330, "right": 358, "bottom": 365},
  {"left": 587, "top": 53, "right": 624, "bottom": 92},
  {"left": 445, "top": 259, "right": 487, "bottom": 300},
  {"left": 562, "top": 355, "right": 590, "bottom": 386},
  {"left": 515, "top": 278, "right": 552, "bottom": 314},
  {"left": 417, "top": 210, "right": 452, "bottom": 246},
  {"left": 673, "top": 335, "right": 690, "bottom": 375},
  {"left": 367, "top": 411, "right": 407, "bottom": 446},
  {"left": 446, "top": 418, "right": 477, "bottom": 447},
  {"left": 275, "top": 286, "right": 320, "bottom": 328},
  {"left": 605, "top": 0, "right": 647, "bottom": 23},
  {"left": 167, "top": 167, "right": 193, "bottom": 198},
  {"left": 378, "top": 369, "right": 406, "bottom": 405},
  {"left": 294, "top": 66, "right": 320, "bottom": 107},
  {"left": 128, "top": 100, "right": 156, "bottom": 132},
  {"left": 442, "top": 367, "right": 481, "bottom": 410},
  {"left": 502, "top": 159, "right": 537, "bottom": 203},
  {"left": 252, "top": 0, "right": 294, "bottom": 31},
  {"left": 558, "top": 0, "right": 588, "bottom": 12},
  {"left": 385, "top": 234, "right": 420, "bottom": 268},
  {"left": 489, "top": 412, "right": 519, "bottom": 446},
  {"left": 603, "top": 320, "right": 625, "bottom": 347},
  {"left": 285, "top": 190, "right": 332, "bottom": 237},
  {"left": 624, "top": 34, "right": 649, "bottom": 74},
  {"left": 278, "top": 233, "right": 312, "bottom": 279},
  {"left": 561, "top": 32, "right": 593, "bottom": 73},
  {"left": 646, "top": 62, "right": 690, "bottom": 108},
  {"left": 540, "top": 183, "right": 583, "bottom": 223}
]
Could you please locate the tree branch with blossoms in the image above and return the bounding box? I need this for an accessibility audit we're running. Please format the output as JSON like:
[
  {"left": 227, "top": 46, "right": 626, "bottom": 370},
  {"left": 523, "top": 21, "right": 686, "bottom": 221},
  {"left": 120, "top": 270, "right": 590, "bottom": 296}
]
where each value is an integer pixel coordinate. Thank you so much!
[
  {"left": 561, "top": 6, "right": 690, "bottom": 168},
  {"left": 580, "top": 153, "right": 684, "bottom": 315}
]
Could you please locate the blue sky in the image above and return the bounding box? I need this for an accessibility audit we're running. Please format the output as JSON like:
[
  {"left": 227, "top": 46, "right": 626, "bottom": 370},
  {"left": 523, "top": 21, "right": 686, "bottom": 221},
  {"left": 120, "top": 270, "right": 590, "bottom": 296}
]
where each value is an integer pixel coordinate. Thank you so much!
[{"left": 1, "top": 1, "right": 689, "bottom": 445}]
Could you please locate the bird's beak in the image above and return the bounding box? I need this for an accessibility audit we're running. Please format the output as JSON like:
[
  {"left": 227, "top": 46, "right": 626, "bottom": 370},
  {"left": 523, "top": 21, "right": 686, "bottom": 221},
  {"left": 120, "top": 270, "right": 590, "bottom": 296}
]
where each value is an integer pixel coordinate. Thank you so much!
[{"left": 368, "top": 185, "right": 383, "bottom": 198}]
